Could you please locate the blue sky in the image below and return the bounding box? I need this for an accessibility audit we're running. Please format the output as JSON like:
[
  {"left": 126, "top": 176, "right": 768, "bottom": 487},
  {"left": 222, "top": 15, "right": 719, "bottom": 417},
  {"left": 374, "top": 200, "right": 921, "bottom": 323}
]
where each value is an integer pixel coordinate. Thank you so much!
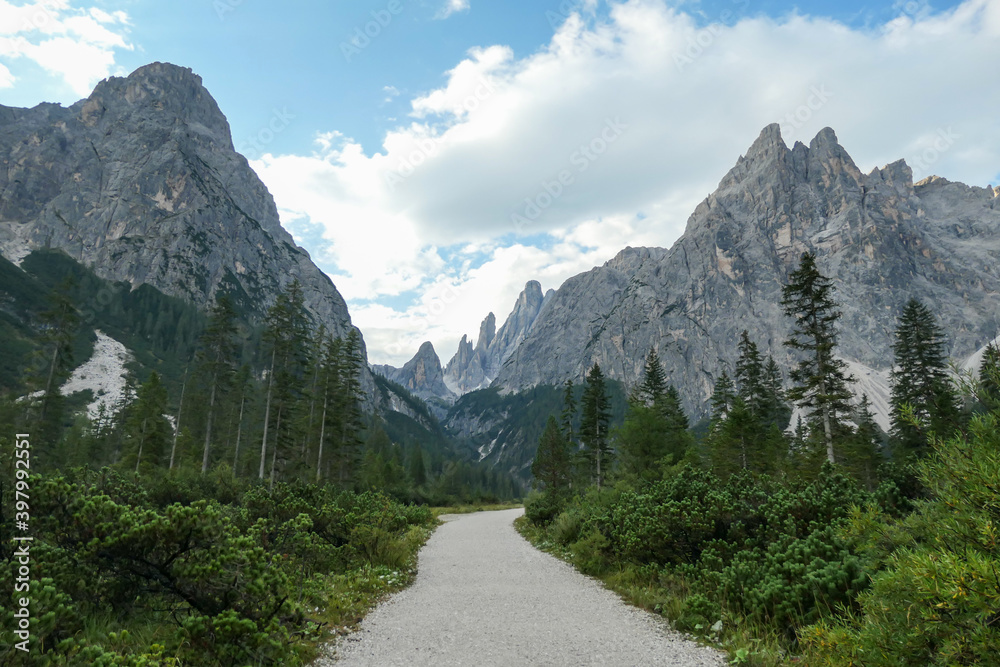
[{"left": 2, "top": 0, "right": 999, "bottom": 366}]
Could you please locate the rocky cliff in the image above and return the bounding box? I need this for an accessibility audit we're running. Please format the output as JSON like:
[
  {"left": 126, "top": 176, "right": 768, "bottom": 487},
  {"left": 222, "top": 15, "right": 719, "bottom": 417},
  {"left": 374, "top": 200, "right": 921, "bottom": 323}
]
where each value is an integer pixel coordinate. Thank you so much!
[
  {"left": 372, "top": 341, "right": 455, "bottom": 418},
  {"left": 443, "top": 281, "right": 554, "bottom": 395},
  {"left": 0, "top": 62, "right": 361, "bottom": 347},
  {"left": 493, "top": 125, "right": 1000, "bottom": 418}
]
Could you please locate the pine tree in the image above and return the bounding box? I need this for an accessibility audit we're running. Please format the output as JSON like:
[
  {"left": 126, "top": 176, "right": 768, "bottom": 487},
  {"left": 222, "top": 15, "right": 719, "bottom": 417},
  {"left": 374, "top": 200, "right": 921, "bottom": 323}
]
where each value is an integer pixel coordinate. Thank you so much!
[
  {"left": 33, "top": 277, "right": 80, "bottom": 453},
  {"left": 761, "top": 356, "right": 792, "bottom": 429},
  {"left": 580, "top": 363, "right": 612, "bottom": 488},
  {"left": 845, "top": 393, "right": 883, "bottom": 490},
  {"left": 196, "top": 294, "right": 239, "bottom": 473},
  {"left": 980, "top": 342, "right": 1000, "bottom": 410},
  {"left": 408, "top": 447, "right": 428, "bottom": 488},
  {"left": 735, "top": 331, "right": 766, "bottom": 416},
  {"left": 559, "top": 379, "right": 576, "bottom": 441},
  {"left": 532, "top": 416, "right": 572, "bottom": 493},
  {"left": 636, "top": 348, "right": 668, "bottom": 406},
  {"left": 889, "top": 298, "right": 960, "bottom": 457},
  {"left": 781, "top": 252, "right": 854, "bottom": 464},
  {"left": 709, "top": 371, "right": 736, "bottom": 426},
  {"left": 620, "top": 351, "right": 691, "bottom": 481},
  {"left": 126, "top": 372, "right": 170, "bottom": 474},
  {"left": 333, "top": 329, "right": 365, "bottom": 486}
]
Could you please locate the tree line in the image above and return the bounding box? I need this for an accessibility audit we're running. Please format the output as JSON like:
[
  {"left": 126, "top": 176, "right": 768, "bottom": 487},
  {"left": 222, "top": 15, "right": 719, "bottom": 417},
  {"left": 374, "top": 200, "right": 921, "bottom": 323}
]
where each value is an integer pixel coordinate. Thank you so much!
[{"left": 533, "top": 250, "right": 996, "bottom": 500}]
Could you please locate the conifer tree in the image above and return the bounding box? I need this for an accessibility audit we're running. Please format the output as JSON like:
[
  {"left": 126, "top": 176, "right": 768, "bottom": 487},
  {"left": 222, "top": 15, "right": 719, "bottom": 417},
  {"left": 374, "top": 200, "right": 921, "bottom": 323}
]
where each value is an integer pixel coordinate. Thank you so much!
[
  {"left": 620, "top": 350, "right": 691, "bottom": 481},
  {"left": 889, "top": 298, "right": 960, "bottom": 457},
  {"left": 735, "top": 331, "right": 766, "bottom": 416},
  {"left": 636, "top": 348, "right": 668, "bottom": 406},
  {"left": 580, "top": 363, "right": 612, "bottom": 488},
  {"left": 709, "top": 371, "right": 736, "bottom": 426},
  {"left": 559, "top": 379, "right": 576, "bottom": 441},
  {"left": 761, "top": 356, "right": 792, "bottom": 429},
  {"left": 845, "top": 393, "right": 882, "bottom": 490},
  {"left": 409, "top": 446, "right": 428, "bottom": 488},
  {"left": 532, "top": 416, "right": 572, "bottom": 493},
  {"left": 980, "top": 342, "right": 1000, "bottom": 410},
  {"left": 333, "top": 329, "right": 365, "bottom": 485},
  {"left": 126, "top": 372, "right": 170, "bottom": 474},
  {"left": 196, "top": 294, "right": 239, "bottom": 473},
  {"left": 33, "top": 277, "right": 80, "bottom": 452},
  {"left": 781, "top": 252, "right": 854, "bottom": 464}
]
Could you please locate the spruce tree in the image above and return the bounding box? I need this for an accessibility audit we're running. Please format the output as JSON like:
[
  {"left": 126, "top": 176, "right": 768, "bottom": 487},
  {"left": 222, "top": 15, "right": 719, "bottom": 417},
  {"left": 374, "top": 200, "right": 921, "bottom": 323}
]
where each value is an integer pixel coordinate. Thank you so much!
[
  {"left": 889, "top": 298, "right": 960, "bottom": 457},
  {"left": 196, "top": 294, "right": 239, "bottom": 473},
  {"left": 559, "top": 379, "right": 576, "bottom": 441},
  {"left": 781, "top": 252, "right": 854, "bottom": 464},
  {"left": 845, "top": 393, "right": 882, "bottom": 490},
  {"left": 980, "top": 342, "right": 1000, "bottom": 410},
  {"left": 709, "top": 371, "right": 736, "bottom": 425},
  {"left": 580, "top": 363, "right": 612, "bottom": 488},
  {"left": 637, "top": 348, "right": 668, "bottom": 406},
  {"left": 532, "top": 416, "right": 572, "bottom": 493},
  {"left": 735, "top": 331, "right": 766, "bottom": 416},
  {"left": 33, "top": 277, "right": 80, "bottom": 453},
  {"left": 126, "top": 372, "right": 170, "bottom": 474}
]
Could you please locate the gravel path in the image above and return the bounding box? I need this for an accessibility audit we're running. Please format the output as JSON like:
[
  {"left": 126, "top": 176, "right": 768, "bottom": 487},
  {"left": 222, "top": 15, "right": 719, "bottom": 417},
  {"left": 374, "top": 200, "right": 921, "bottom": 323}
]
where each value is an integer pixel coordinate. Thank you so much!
[{"left": 321, "top": 508, "right": 726, "bottom": 667}]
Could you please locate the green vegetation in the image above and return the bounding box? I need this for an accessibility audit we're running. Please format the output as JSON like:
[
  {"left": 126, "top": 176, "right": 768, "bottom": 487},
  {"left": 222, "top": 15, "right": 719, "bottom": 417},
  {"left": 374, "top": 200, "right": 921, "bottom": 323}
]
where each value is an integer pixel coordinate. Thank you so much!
[
  {"left": 0, "top": 468, "right": 434, "bottom": 665},
  {"left": 0, "top": 249, "right": 520, "bottom": 663},
  {"left": 521, "top": 253, "right": 997, "bottom": 665}
]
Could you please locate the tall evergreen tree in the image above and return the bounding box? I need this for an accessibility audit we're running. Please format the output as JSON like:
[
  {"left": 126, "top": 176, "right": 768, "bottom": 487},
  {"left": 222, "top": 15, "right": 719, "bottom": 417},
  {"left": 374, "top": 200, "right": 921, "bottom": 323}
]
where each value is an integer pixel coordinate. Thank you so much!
[
  {"left": 761, "top": 356, "right": 792, "bottom": 429},
  {"left": 559, "top": 379, "right": 577, "bottom": 441},
  {"left": 781, "top": 252, "right": 854, "bottom": 464},
  {"left": 636, "top": 348, "right": 668, "bottom": 406},
  {"left": 845, "top": 393, "right": 883, "bottom": 490},
  {"left": 735, "top": 331, "right": 766, "bottom": 416},
  {"left": 33, "top": 277, "right": 80, "bottom": 452},
  {"left": 580, "top": 363, "right": 612, "bottom": 488},
  {"left": 532, "top": 416, "right": 573, "bottom": 493},
  {"left": 979, "top": 342, "right": 1000, "bottom": 410},
  {"left": 196, "top": 294, "right": 239, "bottom": 473},
  {"left": 126, "top": 372, "right": 170, "bottom": 474},
  {"left": 332, "top": 329, "right": 365, "bottom": 486},
  {"left": 889, "top": 298, "right": 960, "bottom": 457},
  {"left": 709, "top": 371, "right": 736, "bottom": 426}
]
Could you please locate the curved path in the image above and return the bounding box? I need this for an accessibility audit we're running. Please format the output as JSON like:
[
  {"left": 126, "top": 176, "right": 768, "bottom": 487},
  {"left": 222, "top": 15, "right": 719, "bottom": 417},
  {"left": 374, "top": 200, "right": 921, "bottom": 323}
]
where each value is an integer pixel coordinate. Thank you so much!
[{"left": 325, "top": 508, "right": 726, "bottom": 667}]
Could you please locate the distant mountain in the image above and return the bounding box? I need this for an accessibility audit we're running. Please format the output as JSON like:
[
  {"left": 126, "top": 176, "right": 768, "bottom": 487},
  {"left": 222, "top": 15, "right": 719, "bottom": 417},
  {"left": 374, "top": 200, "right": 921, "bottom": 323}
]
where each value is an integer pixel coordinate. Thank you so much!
[
  {"left": 372, "top": 341, "right": 456, "bottom": 419},
  {"left": 493, "top": 125, "right": 1000, "bottom": 421},
  {"left": 443, "top": 281, "right": 554, "bottom": 395},
  {"left": 0, "top": 62, "right": 375, "bottom": 402}
]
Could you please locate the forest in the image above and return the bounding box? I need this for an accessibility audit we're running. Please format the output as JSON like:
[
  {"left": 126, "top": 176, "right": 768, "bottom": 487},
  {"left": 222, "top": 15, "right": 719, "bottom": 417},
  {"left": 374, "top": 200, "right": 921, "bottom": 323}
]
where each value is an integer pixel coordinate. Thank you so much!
[
  {"left": 521, "top": 252, "right": 1000, "bottom": 666},
  {"left": 0, "top": 250, "right": 517, "bottom": 665}
]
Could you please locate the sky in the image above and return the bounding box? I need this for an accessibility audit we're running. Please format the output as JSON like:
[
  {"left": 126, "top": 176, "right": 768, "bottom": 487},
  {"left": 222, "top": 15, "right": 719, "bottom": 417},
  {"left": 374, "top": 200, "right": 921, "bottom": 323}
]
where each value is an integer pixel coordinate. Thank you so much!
[{"left": 2, "top": 0, "right": 999, "bottom": 367}]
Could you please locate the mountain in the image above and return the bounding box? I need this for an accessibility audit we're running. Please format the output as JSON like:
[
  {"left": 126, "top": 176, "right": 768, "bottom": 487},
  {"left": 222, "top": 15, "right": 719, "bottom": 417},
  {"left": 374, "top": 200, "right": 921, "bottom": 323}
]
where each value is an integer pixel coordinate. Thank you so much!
[
  {"left": 372, "top": 341, "right": 456, "bottom": 418},
  {"left": 493, "top": 125, "right": 1000, "bottom": 419},
  {"left": 0, "top": 62, "right": 362, "bottom": 348},
  {"left": 443, "top": 280, "right": 554, "bottom": 395}
]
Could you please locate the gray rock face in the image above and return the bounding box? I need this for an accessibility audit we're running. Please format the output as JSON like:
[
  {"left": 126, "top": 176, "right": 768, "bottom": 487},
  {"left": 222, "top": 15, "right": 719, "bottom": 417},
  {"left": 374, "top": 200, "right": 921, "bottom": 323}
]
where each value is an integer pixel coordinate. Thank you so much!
[
  {"left": 443, "top": 281, "right": 554, "bottom": 395},
  {"left": 372, "top": 341, "right": 456, "bottom": 418},
  {"left": 494, "top": 124, "right": 1000, "bottom": 417},
  {"left": 0, "top": 62, "right": 361, "bottom": 346}
]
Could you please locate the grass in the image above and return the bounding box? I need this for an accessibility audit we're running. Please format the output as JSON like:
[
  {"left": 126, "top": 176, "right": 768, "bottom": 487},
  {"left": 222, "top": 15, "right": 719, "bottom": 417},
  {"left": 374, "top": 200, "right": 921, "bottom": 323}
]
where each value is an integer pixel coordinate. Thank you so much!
[
  {"left": 296, "top": 524, "right": 436, "bottom": 664},
  {"left": 430, "top": 501, "right": 523, "bottom": 519},
  {"left": 513, "top": 516, "right": 796, "bottom": 667}
]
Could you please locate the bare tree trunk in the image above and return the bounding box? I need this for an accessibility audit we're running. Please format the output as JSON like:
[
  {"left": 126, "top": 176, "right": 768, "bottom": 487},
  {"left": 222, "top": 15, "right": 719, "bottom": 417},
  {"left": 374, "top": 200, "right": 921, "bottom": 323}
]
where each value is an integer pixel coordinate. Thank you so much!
[
  {"left": 201, "top": 379, "right": 217, "bottom": 474},
  {"left": 316, "top": 391, "right": 329, "bottom": 483},
  {"left": 135, "top": 417, "right": 147, "bottom": 474},
  {"left": 269, "top": 406, "right": 282, "bottom": 491},
  {"left": 232, "top": 392, "right": 245, "bottom": 476},
  {"left": 259, "top": 348, "right": 276, "bottom": 479},
  {"left": 169, "top": 369, "right": 188, "bottom": 470}
]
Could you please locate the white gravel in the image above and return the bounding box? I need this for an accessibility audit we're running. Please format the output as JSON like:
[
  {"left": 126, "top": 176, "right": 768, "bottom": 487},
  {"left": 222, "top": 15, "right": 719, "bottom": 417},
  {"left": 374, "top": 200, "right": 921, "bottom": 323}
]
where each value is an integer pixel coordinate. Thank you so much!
[{"left": 321, "top": 508, "right": 726, "bottom": 667}]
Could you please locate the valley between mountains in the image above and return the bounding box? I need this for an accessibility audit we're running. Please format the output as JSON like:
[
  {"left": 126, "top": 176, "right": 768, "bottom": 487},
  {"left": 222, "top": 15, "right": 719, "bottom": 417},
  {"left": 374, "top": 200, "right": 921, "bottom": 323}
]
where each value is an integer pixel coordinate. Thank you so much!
[{"left": 1, "top": 62, "right": 999, "bottom": 666}]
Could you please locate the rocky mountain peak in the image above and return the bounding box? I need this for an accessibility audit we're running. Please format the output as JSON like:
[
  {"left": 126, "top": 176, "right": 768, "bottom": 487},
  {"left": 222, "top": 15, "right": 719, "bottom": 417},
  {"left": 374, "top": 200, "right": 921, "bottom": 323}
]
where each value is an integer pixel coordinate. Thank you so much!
[
  {"left": 80, "top": 62, "right": 233, "bottom": 147},
  {"left": 477, "top": 313, "right": 497, "bottom": 350},
  {"left": 494, "top": 124, "right": 1000, "bottom": 420}
]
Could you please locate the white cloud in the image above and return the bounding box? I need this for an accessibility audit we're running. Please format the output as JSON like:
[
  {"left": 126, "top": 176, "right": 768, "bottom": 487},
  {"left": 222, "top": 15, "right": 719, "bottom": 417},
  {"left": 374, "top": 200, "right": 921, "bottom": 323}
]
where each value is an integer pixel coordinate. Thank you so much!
[
  {"left": 251, "top": 0, "right": 1000, "bottom": 366},
  {"left": 0, "top": 61, "right": 13, "bottom": 87},
  {"left": 436, "top": 0, "right": 470, "bottom": 20},
  {"left": 0, "top": 1, "right": 132, "bottom": 97}
]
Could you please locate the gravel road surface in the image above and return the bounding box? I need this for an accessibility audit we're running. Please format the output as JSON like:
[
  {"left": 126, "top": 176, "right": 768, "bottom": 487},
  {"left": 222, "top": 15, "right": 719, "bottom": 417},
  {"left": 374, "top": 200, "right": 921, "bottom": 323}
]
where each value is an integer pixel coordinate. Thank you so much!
[{"left": 322, "top": 508, "right": 726, "bottom": 667}]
